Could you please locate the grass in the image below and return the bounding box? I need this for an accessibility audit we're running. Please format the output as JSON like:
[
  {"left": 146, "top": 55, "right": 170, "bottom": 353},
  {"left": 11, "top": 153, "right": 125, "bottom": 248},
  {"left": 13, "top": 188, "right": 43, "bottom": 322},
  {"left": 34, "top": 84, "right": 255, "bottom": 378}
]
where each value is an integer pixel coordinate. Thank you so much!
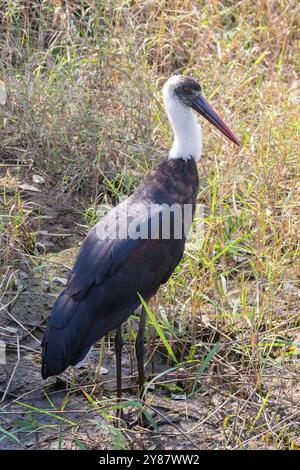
[{"left": 0, "top": 0, "right": 299, "bottom": 450}]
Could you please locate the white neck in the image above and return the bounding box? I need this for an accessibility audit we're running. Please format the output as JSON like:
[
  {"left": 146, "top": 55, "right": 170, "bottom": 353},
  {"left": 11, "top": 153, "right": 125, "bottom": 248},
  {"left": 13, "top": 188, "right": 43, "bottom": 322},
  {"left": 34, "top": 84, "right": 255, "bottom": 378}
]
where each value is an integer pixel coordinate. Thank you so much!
[{"left": 163, "top": 83, "right": 202, "bottom": 161}]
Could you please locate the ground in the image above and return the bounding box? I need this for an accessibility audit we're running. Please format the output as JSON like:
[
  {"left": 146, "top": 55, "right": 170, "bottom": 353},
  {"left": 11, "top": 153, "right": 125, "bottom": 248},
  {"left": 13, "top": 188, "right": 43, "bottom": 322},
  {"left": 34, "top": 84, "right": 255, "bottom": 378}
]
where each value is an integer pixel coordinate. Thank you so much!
[{"left": 0, "top": 0, "right": 299, "bottom": 450}]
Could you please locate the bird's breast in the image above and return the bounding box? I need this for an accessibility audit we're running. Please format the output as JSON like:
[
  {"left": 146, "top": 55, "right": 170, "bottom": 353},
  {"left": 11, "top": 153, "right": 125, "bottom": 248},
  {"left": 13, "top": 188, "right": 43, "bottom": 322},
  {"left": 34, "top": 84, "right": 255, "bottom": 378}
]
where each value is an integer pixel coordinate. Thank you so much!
[{"left": 137, "top": 157, "right": 199, "bottom": 207}]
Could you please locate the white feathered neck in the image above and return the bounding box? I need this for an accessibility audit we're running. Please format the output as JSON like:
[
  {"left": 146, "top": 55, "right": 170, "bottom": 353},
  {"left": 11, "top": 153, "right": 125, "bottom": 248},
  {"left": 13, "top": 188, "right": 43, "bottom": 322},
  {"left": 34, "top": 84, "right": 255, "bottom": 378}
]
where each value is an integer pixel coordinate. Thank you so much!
[{"left": 163, "top": 76, "right": 202, "bottom": 161}]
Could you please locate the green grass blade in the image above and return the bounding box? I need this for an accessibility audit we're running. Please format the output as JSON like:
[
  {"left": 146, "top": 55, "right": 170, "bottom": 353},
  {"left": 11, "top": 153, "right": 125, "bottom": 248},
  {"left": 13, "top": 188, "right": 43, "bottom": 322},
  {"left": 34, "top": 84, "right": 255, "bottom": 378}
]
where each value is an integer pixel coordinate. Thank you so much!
[
  {"left": 191, "top": 343, "right": 219, "bottom": 395},
  {"left": 0, "top": 424, "right": 21, "bottom": 444},
  {"left": 74, "top": 438, "right": 87, "bottom": 450},
  {"left": 138, "top": 293, "right": 177, "bottom": 363},
  {"left": 15, "top": 401, "right": 77, "bottom": 426}
]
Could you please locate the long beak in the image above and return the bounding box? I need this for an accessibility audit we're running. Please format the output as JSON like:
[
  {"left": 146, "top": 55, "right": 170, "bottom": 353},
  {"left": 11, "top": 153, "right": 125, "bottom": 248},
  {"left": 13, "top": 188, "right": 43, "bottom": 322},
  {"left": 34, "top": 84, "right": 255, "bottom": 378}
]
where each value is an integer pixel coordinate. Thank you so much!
[{"left": 191, "top": 93, "right": 241, "bottom": 146}]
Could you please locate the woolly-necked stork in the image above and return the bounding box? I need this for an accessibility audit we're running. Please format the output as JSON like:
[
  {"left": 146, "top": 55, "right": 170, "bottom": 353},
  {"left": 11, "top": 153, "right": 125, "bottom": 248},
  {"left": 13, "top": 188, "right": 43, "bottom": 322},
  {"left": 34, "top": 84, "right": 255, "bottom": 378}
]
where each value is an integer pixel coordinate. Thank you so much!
[{"left": 42, "top": 75, "right": 240, "bottom": 402}]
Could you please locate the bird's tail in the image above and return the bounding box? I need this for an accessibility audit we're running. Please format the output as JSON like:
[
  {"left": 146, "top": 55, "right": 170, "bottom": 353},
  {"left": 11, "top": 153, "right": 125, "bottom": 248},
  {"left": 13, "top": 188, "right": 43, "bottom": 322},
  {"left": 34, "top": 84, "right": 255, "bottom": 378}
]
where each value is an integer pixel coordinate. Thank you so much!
[
  {"left": 41, "top": 287, "right": 138, "bottom": 379},
  {"left": 41, "top": 290, "right": 91, "bottom": 379}
]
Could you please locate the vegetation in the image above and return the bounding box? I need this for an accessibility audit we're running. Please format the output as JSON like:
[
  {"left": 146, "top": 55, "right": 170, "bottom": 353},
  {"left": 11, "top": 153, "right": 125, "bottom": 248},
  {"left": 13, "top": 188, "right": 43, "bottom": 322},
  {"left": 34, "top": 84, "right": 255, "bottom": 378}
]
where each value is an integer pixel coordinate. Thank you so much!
[{"left": 0, "top": 0, "right": 299, "bottom": 450}]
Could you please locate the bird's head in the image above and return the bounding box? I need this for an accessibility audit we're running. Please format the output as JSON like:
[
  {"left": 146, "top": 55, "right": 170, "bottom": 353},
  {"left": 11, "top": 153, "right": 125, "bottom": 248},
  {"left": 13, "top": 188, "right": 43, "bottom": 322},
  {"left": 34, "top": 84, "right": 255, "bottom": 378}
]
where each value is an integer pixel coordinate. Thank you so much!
[{"left": 163, "top": 75, "right": 241, "bottom": 147}]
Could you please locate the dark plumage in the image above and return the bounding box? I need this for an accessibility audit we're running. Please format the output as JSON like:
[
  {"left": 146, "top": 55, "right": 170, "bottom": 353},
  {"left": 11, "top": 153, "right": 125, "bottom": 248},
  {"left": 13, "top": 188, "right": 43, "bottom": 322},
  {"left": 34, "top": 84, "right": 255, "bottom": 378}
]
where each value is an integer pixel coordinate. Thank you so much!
[
  {"left": 42, "top": 158, "right": 199, "bottom": 379},
  {"left": 42, "top": 74, "right": 240, "bottom": 390}
]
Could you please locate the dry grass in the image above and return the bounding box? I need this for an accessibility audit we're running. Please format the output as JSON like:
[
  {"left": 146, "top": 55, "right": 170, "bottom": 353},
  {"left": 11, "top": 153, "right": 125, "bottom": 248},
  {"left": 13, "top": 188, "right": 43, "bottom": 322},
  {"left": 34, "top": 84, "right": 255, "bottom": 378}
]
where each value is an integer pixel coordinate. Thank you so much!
[{"left": 0, "top": 0, "right": 299, "bottom": 450}]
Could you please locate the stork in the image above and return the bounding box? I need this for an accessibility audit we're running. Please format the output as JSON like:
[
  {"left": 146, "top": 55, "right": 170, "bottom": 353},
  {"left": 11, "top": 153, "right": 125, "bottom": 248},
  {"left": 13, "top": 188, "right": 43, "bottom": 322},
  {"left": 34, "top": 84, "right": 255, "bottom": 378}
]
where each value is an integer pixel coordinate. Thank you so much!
[{"left": 42, "top": 76, "right": 240, "bottom": 409}]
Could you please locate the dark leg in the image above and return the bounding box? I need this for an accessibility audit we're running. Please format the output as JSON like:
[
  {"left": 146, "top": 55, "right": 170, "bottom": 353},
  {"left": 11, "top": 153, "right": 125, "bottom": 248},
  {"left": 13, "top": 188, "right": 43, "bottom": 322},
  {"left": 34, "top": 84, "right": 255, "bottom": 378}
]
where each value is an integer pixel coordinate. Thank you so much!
[
  {"left": 135, "top": 305, "right": 147, "bottom": 398},
  {"left": 115, "top": 327, "right": 123, "bottom": 419}
]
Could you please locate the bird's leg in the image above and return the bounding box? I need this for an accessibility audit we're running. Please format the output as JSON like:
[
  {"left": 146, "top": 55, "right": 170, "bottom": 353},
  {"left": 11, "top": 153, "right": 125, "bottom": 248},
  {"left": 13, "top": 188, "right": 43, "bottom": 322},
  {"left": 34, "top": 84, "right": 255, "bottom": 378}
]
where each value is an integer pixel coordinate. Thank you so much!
[
  {"left": 135, "top": 305, "right": 147, "bottom": 399},
  {"left": 115, "top": 326, "right": 123, "bottom": 420}
]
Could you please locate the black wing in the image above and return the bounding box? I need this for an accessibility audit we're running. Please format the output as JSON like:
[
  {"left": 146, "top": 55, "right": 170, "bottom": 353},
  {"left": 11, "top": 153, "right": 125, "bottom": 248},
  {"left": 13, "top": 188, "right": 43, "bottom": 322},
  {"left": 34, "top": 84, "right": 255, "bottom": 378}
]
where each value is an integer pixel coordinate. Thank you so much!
[{"left": 41, "top": 201, "right": 185, "bottom": 378}]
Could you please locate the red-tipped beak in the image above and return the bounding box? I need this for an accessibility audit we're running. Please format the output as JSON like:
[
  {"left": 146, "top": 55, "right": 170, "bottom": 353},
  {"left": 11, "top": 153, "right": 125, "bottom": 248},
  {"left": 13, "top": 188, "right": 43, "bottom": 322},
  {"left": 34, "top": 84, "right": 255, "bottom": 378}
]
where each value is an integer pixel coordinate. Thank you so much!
[{"left": 190, "top": 93, "right": 241, "bottom": 147}]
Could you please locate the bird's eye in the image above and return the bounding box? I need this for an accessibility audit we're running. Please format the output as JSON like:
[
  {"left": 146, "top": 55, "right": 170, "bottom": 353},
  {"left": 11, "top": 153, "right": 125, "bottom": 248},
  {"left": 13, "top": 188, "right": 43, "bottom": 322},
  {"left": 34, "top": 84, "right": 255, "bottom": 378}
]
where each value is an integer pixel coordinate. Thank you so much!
[{"left": 182, "top": 87, "right": 194, "bottom": 95}]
